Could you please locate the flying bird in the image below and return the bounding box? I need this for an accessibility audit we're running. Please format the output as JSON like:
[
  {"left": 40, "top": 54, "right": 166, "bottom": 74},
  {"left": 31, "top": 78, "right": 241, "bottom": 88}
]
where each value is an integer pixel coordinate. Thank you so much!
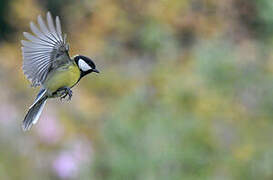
[{"left": 21, "top": 12, "right": 99, "bottom": 131}]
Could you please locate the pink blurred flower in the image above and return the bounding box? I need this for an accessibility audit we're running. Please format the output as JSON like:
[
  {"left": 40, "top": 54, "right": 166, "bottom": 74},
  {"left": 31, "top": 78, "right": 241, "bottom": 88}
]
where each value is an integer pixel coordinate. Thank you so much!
[
  {"left": 52, "top": 139, "right": 93, "bottom": 179},
  {"left": 36, "top": 109, "right": 64, "bottom": 144},
  {"left": 53, "top": 152, "right": 78, "bottom": 179}
]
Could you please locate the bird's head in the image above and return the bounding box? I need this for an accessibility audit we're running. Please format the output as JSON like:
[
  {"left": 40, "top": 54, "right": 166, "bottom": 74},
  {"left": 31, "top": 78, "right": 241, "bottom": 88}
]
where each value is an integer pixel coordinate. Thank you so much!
[{"left": 74, "top": 55, "right": 99, "bottom": 77}]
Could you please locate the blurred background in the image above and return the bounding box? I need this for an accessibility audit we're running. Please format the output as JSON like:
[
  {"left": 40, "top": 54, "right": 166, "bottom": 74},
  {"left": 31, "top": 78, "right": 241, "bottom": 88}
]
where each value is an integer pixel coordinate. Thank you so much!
[{"left": 0, "top": 0, "right": 273, "bottom": 179}]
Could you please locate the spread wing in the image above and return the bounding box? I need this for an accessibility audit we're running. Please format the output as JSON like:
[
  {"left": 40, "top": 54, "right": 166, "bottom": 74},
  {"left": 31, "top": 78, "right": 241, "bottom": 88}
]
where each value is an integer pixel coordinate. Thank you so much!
[{"left": 22, "top": 12, "right": 70, "bottom": 87}]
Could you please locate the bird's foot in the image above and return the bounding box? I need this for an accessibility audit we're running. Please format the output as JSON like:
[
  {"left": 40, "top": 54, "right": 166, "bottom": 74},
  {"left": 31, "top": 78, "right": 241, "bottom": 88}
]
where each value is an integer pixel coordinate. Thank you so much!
[{"left": 58, "top": 87, "right": 73, "bottom": 101}]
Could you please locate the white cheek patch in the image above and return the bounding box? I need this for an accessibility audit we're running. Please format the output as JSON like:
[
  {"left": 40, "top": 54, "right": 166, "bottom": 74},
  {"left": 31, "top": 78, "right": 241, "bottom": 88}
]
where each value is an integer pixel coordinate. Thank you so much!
[{"left": 78, "top": 59, "right": 92, "bottom": 71}]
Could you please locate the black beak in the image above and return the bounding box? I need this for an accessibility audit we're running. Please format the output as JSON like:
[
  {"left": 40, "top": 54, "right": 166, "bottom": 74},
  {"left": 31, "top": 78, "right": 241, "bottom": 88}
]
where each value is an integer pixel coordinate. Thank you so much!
[{"left": 92, "top": 69, "right": 100, "bottom": 73}]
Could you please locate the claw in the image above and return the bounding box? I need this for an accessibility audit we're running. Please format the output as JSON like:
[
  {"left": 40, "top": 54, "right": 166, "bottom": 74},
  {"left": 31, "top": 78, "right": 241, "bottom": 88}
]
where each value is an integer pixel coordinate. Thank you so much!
[{"left": 58, "top": 87, "right": 73, "bottom": 101}]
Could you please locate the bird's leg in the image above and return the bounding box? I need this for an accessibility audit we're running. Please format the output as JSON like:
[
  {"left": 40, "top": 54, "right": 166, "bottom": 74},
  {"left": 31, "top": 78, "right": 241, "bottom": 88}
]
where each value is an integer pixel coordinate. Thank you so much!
[{"left": 57, "top": 87, "right": 73, "bottom": 101}]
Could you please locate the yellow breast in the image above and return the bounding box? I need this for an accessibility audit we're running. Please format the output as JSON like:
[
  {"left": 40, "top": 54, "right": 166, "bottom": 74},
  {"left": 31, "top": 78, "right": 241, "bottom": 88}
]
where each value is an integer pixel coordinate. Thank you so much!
[{"left": 44, "top": 63, "right": 80, "bottom": 94}]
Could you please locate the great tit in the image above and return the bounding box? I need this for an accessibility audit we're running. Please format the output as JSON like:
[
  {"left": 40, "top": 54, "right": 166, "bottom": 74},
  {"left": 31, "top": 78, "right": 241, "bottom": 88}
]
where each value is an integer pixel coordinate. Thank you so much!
[{"left": 21, "top": 12, "right": 99, "bottom": 131}]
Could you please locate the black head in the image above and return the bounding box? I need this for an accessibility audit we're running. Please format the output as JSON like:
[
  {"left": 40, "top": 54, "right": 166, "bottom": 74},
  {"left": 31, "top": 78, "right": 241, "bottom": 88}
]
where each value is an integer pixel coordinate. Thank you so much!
[{"left": 74, "top": 55, "right": 99, "bottom": 77}]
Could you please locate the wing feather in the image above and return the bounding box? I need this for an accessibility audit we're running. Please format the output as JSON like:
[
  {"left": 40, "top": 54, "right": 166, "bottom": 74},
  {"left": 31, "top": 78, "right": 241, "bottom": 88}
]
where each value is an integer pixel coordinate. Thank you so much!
[
  {"left": 37, "top": 15, "right": 50, "bottom": 35},
  {"left": 47, "top": 12, "right": 59, "bottom": 43},
  {"left": 21, "top": 12, "right": 69, "bottom": 87},
  {"left": 56, "top": 16, "right": 63, "bottom": 41}
]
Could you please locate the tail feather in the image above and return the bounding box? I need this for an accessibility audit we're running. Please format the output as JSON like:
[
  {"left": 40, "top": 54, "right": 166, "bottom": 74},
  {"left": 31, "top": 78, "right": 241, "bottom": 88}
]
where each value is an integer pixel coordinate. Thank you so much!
[{"left": 22, "top": 90, "right": 48, "bottom": 131}]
